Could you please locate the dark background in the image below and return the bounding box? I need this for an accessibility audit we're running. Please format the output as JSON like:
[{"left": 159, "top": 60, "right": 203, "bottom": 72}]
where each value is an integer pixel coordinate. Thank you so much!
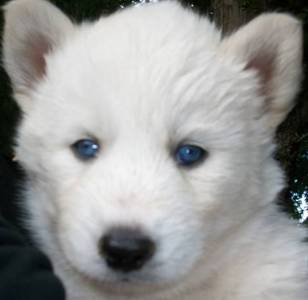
[{"left": 0, "top": 0, "right": 307, "bottom": 223}]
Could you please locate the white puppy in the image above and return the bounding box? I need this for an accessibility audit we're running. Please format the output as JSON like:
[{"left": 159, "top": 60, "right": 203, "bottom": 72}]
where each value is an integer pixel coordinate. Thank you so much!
[{"left": 2, "top": 0, "right": 307, "bottom": 299}]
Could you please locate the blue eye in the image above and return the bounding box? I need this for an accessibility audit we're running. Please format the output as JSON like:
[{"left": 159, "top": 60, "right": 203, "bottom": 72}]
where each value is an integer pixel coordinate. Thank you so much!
[
  {"left": 175, "top": 144, "right": 206, "bottom": 166},
  {"left": 72, "top": 139, "right": 100, "bottom": 160}
]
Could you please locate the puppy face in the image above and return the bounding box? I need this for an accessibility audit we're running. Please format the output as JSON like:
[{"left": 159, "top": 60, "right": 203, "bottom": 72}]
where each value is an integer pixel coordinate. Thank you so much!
[
  {"left": 3, "top": 0, "right": 302, "bottom": 288},
  {"left": 19, "top": 42, "right": 257, "bottom": 284}
]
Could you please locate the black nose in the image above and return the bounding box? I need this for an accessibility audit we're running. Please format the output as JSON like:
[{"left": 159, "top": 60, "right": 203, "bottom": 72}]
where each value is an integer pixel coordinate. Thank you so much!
[{"left": 100, "top": 228, "right": 155, "bottom": 272}]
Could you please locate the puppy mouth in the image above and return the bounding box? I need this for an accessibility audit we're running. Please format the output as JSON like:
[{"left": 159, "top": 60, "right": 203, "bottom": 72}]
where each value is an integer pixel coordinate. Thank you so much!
[
  {"left": 102, "top": 268, "right": 163, "bottom": 285},
  {"left": 94, "top": 274, "right": 176, "bottom": 297},
  {"left": 70, "top": 264, "right": 174, "bottom": 297},
  {"left": 64, "top": 252, "right": 163, "bottom": 286}
]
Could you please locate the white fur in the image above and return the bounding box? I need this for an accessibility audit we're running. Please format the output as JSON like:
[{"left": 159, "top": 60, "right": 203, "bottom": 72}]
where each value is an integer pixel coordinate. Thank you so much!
[{"left": 3, "top": 0, "right": 307, "bottom": 299}]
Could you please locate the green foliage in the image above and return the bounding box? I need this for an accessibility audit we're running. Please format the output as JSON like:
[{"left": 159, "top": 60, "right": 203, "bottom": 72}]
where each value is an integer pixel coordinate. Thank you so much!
[{"left": 288, "top": 136, "right": 308, "bottom": 225}]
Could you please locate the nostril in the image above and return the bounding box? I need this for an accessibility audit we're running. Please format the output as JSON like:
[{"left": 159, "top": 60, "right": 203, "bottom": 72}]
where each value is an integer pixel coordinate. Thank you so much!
[{"left": 100, "top": 228, "right": 155, "bottom": 272}]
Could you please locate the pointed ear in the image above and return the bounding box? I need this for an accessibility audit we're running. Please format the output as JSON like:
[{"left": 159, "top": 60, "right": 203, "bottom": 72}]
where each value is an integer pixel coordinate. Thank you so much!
[
  {"left": 220, "top": 13, "right": 303, "bottom": 130},
  {"left": 2, "top": 0, "right": 74, "bottom": 108}
]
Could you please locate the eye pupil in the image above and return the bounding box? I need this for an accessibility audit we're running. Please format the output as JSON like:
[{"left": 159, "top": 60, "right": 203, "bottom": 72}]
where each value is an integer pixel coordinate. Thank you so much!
[
  {"left": 72, "top": 139, "right": 99, "bottom": 160},
  {"left": 175, "top": 145, "right": 206, "bottom": 166}
]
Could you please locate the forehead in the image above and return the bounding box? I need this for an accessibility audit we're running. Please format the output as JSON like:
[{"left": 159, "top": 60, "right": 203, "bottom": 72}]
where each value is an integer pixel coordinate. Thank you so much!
[
  {"left": 44, "top": 4, "right": 220, "bottom": 101},
  {"left": 37, "top": 4, "right": 255, "bottom": 138}
]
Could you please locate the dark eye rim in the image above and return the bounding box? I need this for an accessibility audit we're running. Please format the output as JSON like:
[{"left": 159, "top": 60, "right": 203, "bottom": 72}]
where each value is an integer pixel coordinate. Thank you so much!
[
  {"left": 71, "top": 138, "right": 100, "bottom": 161},
  {"left": 174, "top": 143, "right": 208, "bottom": 168}
]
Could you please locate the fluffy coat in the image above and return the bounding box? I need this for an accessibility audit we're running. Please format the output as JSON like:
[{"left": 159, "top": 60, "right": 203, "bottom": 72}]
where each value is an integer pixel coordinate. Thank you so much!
[{"left": 2, "top": 0, "right": 308, "bottom": 299}]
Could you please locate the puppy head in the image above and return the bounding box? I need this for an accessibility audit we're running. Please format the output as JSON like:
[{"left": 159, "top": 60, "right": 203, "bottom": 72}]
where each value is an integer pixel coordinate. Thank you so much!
[{"left": 3, "top": 0, "right": 302, "bottom": 291}]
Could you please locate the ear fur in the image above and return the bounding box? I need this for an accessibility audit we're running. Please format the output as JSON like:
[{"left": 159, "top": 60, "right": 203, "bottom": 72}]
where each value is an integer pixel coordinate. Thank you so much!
[
  {"left": 220, "top": 13, "right": 303, "bottom": 130},
  {"left": 2, "top": 0, "right": 74, "bottom": 109}
]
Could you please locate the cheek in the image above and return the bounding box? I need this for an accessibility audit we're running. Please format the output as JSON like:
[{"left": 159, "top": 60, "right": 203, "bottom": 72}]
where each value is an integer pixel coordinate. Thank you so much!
[
  {"left": 47, "top": 150, "right": 86, "bottom": 189},
  {"left": 191, "top": 151, "right": 250, "bottom": 200},
  {"left": 56, "top": 198, "right": 107, "bottom": 279},
  {"left": 187, "top": 151, "right": 253, "bottom": 233}
]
